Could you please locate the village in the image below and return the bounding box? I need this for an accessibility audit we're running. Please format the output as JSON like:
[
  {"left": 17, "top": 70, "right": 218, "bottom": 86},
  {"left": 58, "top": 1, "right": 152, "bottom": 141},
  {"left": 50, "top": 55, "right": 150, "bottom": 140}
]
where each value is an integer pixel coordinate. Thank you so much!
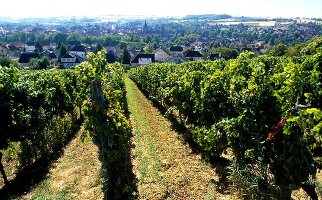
[
  {"left": 0, "top": 15, "right": 322, "bottom": 69},
  {"left": 0, "top": 39, "right": 210, "bottom": 68}
]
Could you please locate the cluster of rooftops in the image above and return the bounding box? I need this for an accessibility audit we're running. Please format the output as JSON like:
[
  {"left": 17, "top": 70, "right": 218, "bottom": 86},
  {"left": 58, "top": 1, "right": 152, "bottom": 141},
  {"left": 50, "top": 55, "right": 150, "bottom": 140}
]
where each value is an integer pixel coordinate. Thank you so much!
[{"left": 14, "top": 42, "right": 216, "bottom": 69}]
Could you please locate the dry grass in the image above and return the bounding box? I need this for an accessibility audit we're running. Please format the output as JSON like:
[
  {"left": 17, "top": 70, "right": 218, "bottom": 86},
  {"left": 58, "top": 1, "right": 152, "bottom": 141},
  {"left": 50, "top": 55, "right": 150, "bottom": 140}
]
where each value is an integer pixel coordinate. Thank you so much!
[
  {"left": 0, "top": 143, "right": 21, "bottom": 189},
  {"left": 291, "top": 169, "right": 322, "bottom": 200},
  {"left": 125, "top": 76, "right": 238, "bottom": 200},
  {"left": 18, "top": 127, "right": 103, "bottom": 200}
]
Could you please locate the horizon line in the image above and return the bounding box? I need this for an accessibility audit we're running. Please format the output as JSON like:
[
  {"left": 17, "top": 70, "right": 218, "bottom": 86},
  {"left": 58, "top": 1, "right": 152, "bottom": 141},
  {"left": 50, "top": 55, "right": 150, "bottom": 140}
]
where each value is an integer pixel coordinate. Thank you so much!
[{"left": 0, "top": 13, "right": 322, "bottom": 21}]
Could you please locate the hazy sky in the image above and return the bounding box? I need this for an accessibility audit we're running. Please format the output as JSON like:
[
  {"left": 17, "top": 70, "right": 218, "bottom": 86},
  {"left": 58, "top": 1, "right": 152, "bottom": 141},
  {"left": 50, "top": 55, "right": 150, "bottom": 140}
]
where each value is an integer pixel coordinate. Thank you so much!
[{"left": 1, "top": 0, "right": 321, "bottom": 18}]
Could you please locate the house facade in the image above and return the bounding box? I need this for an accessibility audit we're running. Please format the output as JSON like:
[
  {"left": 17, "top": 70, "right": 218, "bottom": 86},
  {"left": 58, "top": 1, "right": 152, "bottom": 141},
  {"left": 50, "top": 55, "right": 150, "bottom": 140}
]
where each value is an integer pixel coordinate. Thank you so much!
[
  {"left": 18, "top": 52, "right": 40, "bottom": 68},
  {"left": 154, "top": 47, "right": 170, "bottom": 62},
  {"left": 184, "top": 50, "right": 204, "bottom": 61},
  {"left": 209, "top": 53, "right": 222, "bottom": 61},
  {"left": 40, "top": 41, "right": 53, "bottom": 51},
  {"left": 131, "top": 54, "right": 155, "bottom": 67},
  {"left": 25, "top": 42, "right": 36, "bottom": 53},
  {"left": 70, "top": 45, "right": 86, "bottom": 58},
  {"left": 60, "top": 54, "right": 80, "bottom": 69},
  {"left": 166, "top": 54, "right": 188, "bottom": 64}
]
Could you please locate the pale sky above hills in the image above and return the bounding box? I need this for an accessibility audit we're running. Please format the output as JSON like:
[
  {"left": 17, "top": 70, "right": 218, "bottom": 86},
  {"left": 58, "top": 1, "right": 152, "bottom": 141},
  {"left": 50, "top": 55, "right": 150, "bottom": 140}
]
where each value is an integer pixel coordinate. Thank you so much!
[{"left": 1, "top": 0, "right": 321, "bottom": 19}]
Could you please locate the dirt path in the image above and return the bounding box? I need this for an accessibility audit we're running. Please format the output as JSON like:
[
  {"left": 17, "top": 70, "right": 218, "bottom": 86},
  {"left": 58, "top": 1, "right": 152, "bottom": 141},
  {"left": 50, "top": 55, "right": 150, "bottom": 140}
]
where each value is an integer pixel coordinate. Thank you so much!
[
  {"left": 19, "top": 127, "right": 103, "bottom": 200},
  {"left": 125, "top": 76, "right": 237, "bottom": 200}
]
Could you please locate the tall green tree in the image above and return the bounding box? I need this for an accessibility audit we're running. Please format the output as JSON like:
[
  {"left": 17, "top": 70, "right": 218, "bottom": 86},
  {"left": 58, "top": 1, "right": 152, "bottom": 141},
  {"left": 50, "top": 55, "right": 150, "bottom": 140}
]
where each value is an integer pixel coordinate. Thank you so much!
[
  {"left": 143, "top": 43, "right": 154, "bottom": 53},
  {"left": 212, "top": 47, "right": 238, "bottom": 60},
  {"left": 268, "top": 43, "right": 287, "bottom": 56},
  {"left": 58, "top": 45, "right": 68, "bottom": 59},
  {"left": 83, "top": 36, "right": 93, "bottom": 45},
  {"left": 94, "top": 43, "right": 103, "bottom": 54},
  {"left": 35, "top": 41, "right": 43, "bottom": 55},
  {"left": 27, "top": 32, "right": 36, "bottom": 42},
  {"left": 121, "top": 48, "right": 131, "bottom": 64},
  {"left": 66, "top": 33, "right": 81, "bottom": 42}
]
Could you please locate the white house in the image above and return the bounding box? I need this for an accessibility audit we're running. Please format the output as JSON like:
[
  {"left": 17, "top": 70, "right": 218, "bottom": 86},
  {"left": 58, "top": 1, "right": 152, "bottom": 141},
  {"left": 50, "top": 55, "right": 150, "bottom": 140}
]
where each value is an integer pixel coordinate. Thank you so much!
[
  {"left": 25, "top": 42, "right": 36, "bottom": 53},
  {"left": 60, "top": 54, "right": 81, "bottom": 69},
  {"left": 183, "top": 50, "right": 204, "bottom": 61},
  {"left": 43, "top": 51, "right": 58, "bottom": 62},
  {"left": 166, "top": 54, "right": 188, "bottom": 64},
  {"left": 154, "top": 47, "right": 170, "bottom": 62},
  {"left": 40, "top": 41, "right": 54, "bottom": 51},
  {"left": 131, "top": 54, "right": 155, "bottom": 67},
  {"left": 70, "top": 45, "right": 86, "bottom": 58}
]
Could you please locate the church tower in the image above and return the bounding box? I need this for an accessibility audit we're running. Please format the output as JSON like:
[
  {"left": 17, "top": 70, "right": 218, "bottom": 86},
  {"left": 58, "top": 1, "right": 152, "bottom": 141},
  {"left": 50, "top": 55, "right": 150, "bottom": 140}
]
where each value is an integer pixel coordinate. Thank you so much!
[{"left": 143, "top": 20, "right": 148, "bottom": 34}]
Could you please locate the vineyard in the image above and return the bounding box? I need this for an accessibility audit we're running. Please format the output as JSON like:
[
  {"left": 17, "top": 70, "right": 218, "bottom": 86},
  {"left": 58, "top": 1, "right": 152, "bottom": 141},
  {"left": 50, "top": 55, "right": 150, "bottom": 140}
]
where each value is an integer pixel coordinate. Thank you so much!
[
  {"left": 0, "top": 47, "right": 321, "bottom": 199},
  {"left": 0, "top": 50, "right": 133, "bottom": 198},
  {"left": 0, "top": 67, "right": 83, "bottom": 188},
  {"left": 129, "top": 51, "right": 322, "bottom": 199}
]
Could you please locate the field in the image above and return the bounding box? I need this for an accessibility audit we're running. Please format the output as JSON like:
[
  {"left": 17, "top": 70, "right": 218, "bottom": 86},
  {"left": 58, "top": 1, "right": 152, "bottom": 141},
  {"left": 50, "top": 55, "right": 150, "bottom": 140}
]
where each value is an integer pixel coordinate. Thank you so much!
[
  {"left": 209, "top": 21, "right": 278, "bottom": 27},
  {"left": 208, "top": 18, "right": 322, "bottom": 27}
]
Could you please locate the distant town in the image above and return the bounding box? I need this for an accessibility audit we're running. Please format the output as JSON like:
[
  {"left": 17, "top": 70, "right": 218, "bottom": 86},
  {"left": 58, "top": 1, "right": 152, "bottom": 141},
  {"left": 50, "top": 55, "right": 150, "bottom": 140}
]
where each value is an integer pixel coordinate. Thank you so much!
[{"left": 0, "top": 14, "right": 321, "bottom": 69}]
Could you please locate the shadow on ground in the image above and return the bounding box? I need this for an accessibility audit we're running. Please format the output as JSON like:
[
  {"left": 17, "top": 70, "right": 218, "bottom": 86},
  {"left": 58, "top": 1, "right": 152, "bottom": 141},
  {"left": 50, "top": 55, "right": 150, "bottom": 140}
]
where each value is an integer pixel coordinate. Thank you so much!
[{"left": 0, "top": 118, "right": 83, "bottom": 199}]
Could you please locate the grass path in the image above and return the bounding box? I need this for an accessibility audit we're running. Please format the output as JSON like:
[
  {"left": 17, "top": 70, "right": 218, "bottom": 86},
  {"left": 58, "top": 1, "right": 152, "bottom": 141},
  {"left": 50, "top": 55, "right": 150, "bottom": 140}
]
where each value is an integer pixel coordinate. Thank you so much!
[
  {"left": 18, "top": 127, "right": 103, "bottom": 200},
  {"left": 125, "top": 76, "right": 237, "bottom": 200}
]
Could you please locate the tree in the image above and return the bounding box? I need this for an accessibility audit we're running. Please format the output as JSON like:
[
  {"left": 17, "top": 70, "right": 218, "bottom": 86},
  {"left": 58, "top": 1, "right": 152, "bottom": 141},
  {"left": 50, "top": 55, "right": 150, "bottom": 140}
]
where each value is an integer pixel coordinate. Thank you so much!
[
  {"left": 94, "top": 43, "right": 103, "bottom": 54},
  {"left": 104, "top": 36, "right": 119, "bottom": 46},
  {"left": 58, "top": 45, "right": 68, "bottom": 59},
  {"left": 35, "top": 41, "right": 43, "bottom": 55},
  {"left": 49, "top": 32, "right": 67, "bottom": 44},
  {"left": 174, "top": 34, "right": 200, "bottom": 46},
  {"left": 27, "top": 32, "right": 36, "bottom": 42},
  {"left": 121, "top": 48, "right": 131, "bottom": 64},
  {"left": 143, "top": 35, "right": 153, "bottom": 43},
  {"left": 143, "top": 43, "right": 154, "bottom": 53},
  {"left": 56, "top": 42, "right": 62, "bottom": 50},
  {"left": 212, "top": 47, "right": 238, "bottom": 60},
  {"left": 268, "top": 43, "right": 287, "bottom": 56},
  {"left": 301, "top": 37, "right": 322, "bottom": 55},
  {"left": 28, "top": 57, "right": 50, "bottom": 70},
  {"left": 0, "top": 57, "right": 19, "bottom": 68},
  {"left": 36, "top": 34, "right": 46, "bottom": 42},
  {"left": 66, "top": 33, "right": 81, "bottom": 43},
  {"left": 285, "top": 43, "right": 306, "bottom": 56},
  {"left": 83, "top": 36, "right": 93, "bottom": 45},
  {"left": 119, "top": 41, "right": 128, "bottom": 49}
]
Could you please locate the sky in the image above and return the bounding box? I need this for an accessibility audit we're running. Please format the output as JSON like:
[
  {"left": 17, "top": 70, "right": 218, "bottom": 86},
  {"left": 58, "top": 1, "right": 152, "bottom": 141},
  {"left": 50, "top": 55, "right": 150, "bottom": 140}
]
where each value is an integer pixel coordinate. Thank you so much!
[{"left": 0, "top": 0, "right": 321, "bottom": 19}]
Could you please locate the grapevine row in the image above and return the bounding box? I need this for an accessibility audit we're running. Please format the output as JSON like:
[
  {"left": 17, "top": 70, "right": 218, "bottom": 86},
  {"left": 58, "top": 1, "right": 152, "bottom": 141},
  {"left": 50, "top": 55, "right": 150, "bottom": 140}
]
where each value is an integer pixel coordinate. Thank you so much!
[
  {"left": 0, "top": 50, "right": 132, "bottom": 198},
  {"left": 0, "top": 67, "right": 83, "bottom": 185},
  {"left": 129, "top": 51, "right": 322, "bottom": 198}
]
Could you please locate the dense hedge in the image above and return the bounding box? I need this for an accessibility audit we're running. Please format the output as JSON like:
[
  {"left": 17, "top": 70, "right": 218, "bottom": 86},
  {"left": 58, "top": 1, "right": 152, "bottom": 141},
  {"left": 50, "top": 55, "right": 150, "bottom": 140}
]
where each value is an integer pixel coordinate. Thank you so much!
[{"left": 129, "top": 51, "right": 322, "bottom": 198}]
